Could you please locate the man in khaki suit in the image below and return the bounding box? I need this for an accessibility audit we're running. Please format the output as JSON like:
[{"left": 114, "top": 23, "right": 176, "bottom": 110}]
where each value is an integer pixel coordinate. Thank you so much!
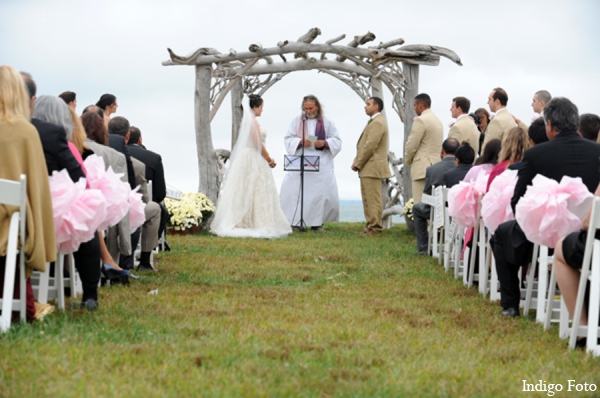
[
  {"left": 405, "top": 93, "right": 443, "bottom": 203},
  {"left": 352, "top": 97, "right": 391, "bottom": 235},
  {"left": 448, "top": 96, "right": 480, "bottom": 156},
  {"left": 482, "top": 87, "right": 517, "bottom": 152}
]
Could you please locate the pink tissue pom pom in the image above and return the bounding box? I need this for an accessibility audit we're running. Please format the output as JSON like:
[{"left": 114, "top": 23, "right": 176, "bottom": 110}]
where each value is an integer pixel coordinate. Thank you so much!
[
  {"left": 481, "top": 169, "right": 518, "bottom": 233},
  {"left": 128, "top": 187, "right": 146, "bottom": 234},
  {"left": 447, "top": 170, "right": 489, "bottom": 228},
  {"left": 49, "top": 170, "right": 107, "bottom": 254},
  {"left": 84, "top": 154, "right": 131, "bottom": 230},
  {"left": 515, "top": 175, "right": 593, "bottom": 248}
]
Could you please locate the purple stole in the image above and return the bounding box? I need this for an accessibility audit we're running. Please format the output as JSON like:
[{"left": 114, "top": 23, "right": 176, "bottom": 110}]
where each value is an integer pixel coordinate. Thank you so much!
[{"left": 297, "top": 119, "right": 326, "bottom": 150}]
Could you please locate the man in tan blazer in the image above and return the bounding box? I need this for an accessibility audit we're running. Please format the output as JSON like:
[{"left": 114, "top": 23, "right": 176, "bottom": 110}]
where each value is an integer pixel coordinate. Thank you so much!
[
  {"left": 352, "top": 97, "right": 392, "bottom": 235},
  {"left": 482, "top": 87, "right": 517, "bottom": 152},
  {"left": 405, "top": 93, "right": 443, "bottom": 203},
  {"left": 448, "top": 96, "right": 480, "bottom": 156}
]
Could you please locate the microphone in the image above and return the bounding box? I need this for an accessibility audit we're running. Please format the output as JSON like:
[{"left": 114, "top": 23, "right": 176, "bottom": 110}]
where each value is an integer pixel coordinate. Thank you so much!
[{"left": 302, "top": 111, "right": 307, "bottom": 120}]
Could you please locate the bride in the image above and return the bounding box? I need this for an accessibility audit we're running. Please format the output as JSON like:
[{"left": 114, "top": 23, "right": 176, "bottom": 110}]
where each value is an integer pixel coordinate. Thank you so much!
[{"left": 210, "top": 94, "right": 292, "bottom": 238}]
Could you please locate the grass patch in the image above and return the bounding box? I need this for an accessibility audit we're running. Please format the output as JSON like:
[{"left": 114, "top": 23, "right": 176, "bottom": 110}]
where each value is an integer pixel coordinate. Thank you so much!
[{"left": 1, "top": 223, "right": 598, "bottom": 397}]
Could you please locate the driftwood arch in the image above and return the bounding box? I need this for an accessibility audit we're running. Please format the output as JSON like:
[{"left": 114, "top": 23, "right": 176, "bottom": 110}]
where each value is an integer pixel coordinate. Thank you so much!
[{"left": 163, "top": 28, "right": 461, "bottom": 218}]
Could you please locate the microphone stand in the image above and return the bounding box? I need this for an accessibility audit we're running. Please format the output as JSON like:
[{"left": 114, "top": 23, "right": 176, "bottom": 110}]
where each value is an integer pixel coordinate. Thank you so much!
[{"left": 298, "top": 114, "right": 307, "bottom": 232}]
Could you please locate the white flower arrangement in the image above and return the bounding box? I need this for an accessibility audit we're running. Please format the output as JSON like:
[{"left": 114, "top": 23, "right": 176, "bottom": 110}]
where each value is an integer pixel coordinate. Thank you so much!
[
  {"left": 403, "top": 198, "right": 415, "bottom": 221},
  {"left": 165, "top": 192, "right": 215, "bottom": 231}
]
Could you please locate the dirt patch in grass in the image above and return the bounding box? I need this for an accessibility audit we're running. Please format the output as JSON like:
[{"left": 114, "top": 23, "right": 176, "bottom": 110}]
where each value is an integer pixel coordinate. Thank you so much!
[
  {"left": 450, "top": 289, "right": 478, "bottom": 297},
  {"left": 329, "top": 368, "right": 371, "bottom": 381},
  {"left": 288, "top": 272, "right": 312, "bottom": 282},
  {"left": 259, "top": 348, "right": 290, "bottom": 360}
]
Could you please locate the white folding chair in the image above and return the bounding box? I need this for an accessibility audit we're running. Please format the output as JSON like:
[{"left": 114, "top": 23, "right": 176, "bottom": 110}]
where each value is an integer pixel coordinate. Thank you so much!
[
  {"left": 148, "top": 180, "right": 167, "bottom": 254},
  {"left": 523, "top": 244, "right": 559, "bottom": 325},
  {"left": 478, "top": 221, "right": 492, "bottom": 296},
  {"left": 464, "top": 194, "right": 482, "bottom": 288},
  {"left": 433, "top": 186, "right": 445, "bottom": 266},
  {"left": 0, "top": 175, "right": 27, "bottom": 332},
  {"left": 32, "top": 251, "right": 78, "bottom": 310},
  {"left": 422, "top": 191, "right": 437, "bottom": 258},
  {"left": 568, "top": 197, "right": 600, "bottom": 354},
  {"left": 453, "top": 226, "right": 466, "bottom": 280}
]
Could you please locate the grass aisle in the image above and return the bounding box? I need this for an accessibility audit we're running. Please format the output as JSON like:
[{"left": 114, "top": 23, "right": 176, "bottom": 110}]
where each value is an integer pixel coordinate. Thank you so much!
[{"left": 1, "top": 223, "right": 598, "bottom": 397}]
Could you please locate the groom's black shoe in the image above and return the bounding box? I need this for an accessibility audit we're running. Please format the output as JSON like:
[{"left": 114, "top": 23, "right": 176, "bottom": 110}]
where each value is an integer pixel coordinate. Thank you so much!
[{"left": 500, "top": 308, "right": 519, "bottom": 318}]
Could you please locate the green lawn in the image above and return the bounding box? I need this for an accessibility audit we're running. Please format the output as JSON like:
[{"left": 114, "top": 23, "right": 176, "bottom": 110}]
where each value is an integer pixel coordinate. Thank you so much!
[{"left": 1, "top": 223, "right": 598, "bottom": 397}]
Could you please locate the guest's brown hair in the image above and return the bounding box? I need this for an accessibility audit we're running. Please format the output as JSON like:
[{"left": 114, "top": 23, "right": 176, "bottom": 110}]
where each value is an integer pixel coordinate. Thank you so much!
[{"left": 81, "top": 111, "right": 108, "bottom": 145}]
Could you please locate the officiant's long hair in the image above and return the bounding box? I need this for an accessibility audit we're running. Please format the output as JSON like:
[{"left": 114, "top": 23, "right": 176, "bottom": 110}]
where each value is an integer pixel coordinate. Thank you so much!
[{"left": 301, "top": 95, "right": 323, "bottom": 120}]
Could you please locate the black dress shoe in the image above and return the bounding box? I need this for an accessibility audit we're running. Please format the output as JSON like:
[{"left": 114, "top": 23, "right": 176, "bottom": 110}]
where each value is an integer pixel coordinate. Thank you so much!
[
  {"left": 500, "top": 308, "right": 519, "bottom": 317},
  {"left": 138, "top": 264, "right": 158, "bottom": 272},
  {"left": 81, "top": 299, "right": 98, "bottom": 311}
]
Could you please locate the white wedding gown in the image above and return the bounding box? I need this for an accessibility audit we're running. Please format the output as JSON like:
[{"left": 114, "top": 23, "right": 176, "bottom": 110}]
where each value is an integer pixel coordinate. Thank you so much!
[{"left": 210, "top": 121, "right": 292, "bottom": 238}]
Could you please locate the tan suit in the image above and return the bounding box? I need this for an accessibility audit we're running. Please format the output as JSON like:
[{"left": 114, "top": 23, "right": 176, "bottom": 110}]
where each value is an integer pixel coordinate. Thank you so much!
[
  {"left": 448, "top": 114, "right": 480, "bottom": 156},
  {"left": 481, "top": 108, "right": 517, "bottom": 151},
  {"left": 354, "top": 114, "right": 392, "bottom": 233},
  {"left": 131, "top": 158, "right": 160, "bottom": 252},
  {"left": 404, "top": 109, "right": 443, "bottom": 203}
]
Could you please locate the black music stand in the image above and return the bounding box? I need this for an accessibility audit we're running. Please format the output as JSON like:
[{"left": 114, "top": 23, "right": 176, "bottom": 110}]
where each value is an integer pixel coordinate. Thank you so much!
[{"left": 283, "top": 154, "right": 320, "bottom": 231}]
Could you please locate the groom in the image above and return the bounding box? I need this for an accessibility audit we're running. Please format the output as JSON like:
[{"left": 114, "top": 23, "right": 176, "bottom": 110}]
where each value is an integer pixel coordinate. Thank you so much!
[{"left": 352, "top": 97, "right": 391, "bottom": 235}]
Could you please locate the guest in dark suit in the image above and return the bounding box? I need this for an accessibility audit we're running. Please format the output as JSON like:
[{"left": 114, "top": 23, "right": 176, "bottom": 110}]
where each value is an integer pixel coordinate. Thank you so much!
[
  {"left": 128, "top": 126, "right": 168, "bottom": 250},
  {"left": 107, "top": 117, "right": 136, "bottom": 190},
  {"left": 443, "top": 142, "right": 474, "bottom": 188},
  {"left": 128, "top": 126, "right": 166, "bottom": 203},
  {"left": 491, "top": 97, "right": 600, "bottom": 317},
  {"left": 31, "top": 118, "right": 85, "bottom": 183},
  {"left": 412, "top": 138, "right": 459, "bottom": 254}
]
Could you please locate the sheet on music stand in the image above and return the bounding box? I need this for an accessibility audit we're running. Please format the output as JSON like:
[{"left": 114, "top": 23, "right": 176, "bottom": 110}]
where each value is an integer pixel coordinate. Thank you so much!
[{"left": 283, "top": 155, "right": 320, "bottom": 172}]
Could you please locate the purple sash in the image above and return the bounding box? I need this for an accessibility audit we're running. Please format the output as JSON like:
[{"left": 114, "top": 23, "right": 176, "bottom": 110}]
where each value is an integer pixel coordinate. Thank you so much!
[{"left": 297, "top": 119, "right": 326, "bottom": 150}]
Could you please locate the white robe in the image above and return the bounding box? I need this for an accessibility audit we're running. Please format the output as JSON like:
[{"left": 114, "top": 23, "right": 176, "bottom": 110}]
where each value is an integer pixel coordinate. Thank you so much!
[{"left": 279, "top": 116, "right": 342, "bottom": 226}]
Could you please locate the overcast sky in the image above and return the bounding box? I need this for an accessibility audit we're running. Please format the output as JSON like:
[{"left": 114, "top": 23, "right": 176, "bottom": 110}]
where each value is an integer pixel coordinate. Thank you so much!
[{"left": 2, "top": 0, "right": 599, "bottom": 200}]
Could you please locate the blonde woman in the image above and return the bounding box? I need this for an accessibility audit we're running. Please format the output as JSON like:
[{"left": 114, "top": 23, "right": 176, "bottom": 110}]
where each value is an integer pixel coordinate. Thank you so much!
[
  {"left": 486, "top": 126, "right": 531, "bottom": 190},
  {"left": 0, "top": 65, "right": 56, "bottom": 320}
]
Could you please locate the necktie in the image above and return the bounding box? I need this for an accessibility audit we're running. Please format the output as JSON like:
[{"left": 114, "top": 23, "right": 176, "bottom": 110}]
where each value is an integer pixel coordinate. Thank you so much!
[{"left": 368, "top": 118, "right": 373, "bottom": 124}]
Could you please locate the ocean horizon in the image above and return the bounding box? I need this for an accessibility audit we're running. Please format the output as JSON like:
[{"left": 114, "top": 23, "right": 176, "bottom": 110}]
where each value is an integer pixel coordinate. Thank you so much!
[{"left": 339, "top": 200, "right": 405, "bottom": 223}]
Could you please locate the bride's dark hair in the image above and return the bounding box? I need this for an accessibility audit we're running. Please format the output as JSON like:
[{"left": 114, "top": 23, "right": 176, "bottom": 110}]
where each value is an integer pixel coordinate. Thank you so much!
[{"left": 249, "top": 94, "right": 263, "bottom": 109}]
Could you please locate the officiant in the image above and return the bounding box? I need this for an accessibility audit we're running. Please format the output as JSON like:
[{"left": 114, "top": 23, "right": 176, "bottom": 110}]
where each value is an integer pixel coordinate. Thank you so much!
[{"left": 280, "top": 95, "right": 342, "bottom": 231}]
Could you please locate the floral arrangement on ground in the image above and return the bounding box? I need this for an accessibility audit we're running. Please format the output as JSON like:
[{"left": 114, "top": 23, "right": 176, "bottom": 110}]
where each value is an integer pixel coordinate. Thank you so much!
[
  {"left": 403, "top": 198, "right": 414, "bottom": 221},
  {"left": 165, "top": 192, "right": 215, "bottom": 231}
]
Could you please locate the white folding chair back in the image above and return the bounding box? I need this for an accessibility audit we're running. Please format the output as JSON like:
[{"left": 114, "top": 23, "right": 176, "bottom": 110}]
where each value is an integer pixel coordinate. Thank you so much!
[
  {"left": 568, "top": 197, "right": 600, "bottom": 354},
  {"left": 0, "top": 175, "right": 27, "bottom": 332}
]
